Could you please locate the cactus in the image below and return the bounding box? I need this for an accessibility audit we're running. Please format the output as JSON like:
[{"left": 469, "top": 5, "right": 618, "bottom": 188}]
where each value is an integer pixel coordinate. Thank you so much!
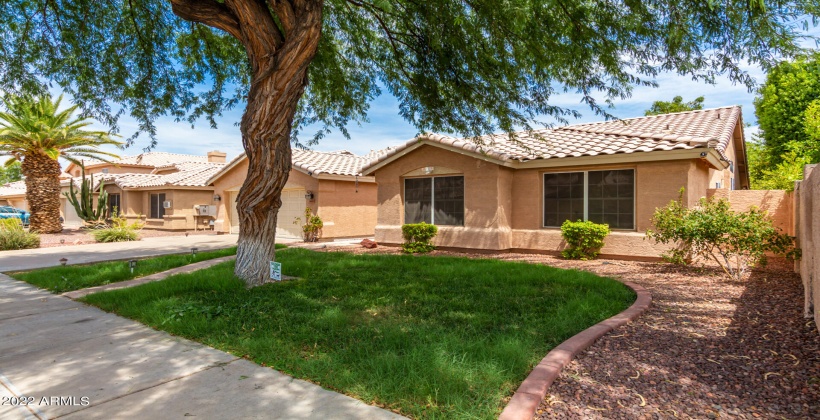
[{"left": 63, "top": 165, "right": 109, "bottom": 224}]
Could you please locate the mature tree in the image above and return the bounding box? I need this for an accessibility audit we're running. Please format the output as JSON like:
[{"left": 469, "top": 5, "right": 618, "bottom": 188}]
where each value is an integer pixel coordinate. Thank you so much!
[
  {"left": 754, "top": 52, "right": 820, "bottom": 164},
  {"left": 0, "top": 94, "right": 120, "bottom": 233},
  {"left": 644, "top": 96, "right": 705, "bottom": 116},
  {"left": 0, "top": 161, "right": 22, "bottom": 185},
  {"left": 0, "top": 1, "right": 816, "bottom": 284}
]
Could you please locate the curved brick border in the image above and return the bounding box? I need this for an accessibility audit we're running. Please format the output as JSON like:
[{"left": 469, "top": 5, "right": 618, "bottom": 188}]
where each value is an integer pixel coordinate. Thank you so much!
[{"left": 499, "top": 281, "right": 652, "bottom": 420}]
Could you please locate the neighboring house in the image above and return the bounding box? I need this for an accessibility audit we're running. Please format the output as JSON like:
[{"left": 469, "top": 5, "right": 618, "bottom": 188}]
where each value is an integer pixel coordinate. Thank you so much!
[
  {"left": 208, "top": 149, "right": 379, "bottom": 239},
  {"left": 0, "top": 180, "right": 27, "bottom": 209},
  {"left": 362, "top": 106, "right": 750, "bottom": 259},
  {"left": 1, "top": 151, "right": 229, "bottom": 230}
]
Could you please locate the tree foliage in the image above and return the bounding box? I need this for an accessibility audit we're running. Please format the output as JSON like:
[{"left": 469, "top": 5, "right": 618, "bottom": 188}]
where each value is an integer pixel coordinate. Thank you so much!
[
  {"left": 754, "top": 52, "right": 820, "bottom": 161},
  {"left": 646, "top": 189, "right": 798, "bottom": 281},
  {"left": 644, "top": 96, "right": 705, "bottom": 116},
  {"left": 2, "top": 0, "right": 816, "bottom": 283},
  {"left": 750, "top": 52, "right": 820, "bottom": 189},
  {"left": 0, "top": 1, "right": 816, "bottom": 145},
  {"left": 0, "top": 161, "right": 21, "bottom": 184}
]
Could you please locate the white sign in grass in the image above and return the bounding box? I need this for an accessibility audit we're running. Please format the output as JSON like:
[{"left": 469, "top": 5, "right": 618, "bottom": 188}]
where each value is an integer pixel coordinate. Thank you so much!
[{"left": 269, "top": 261, "right": 282, "bottom": 281}]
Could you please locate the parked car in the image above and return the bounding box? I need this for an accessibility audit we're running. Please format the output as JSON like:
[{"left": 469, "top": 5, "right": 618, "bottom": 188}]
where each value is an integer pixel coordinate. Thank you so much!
[{"left": 0, "top": 205, "right": 30, "bottom": 226}]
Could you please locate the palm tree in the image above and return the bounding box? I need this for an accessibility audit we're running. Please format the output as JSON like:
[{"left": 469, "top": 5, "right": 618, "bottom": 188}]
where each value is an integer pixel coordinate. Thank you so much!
[{"left": 0, "top": 93, "right": 121, "bottom": 233}]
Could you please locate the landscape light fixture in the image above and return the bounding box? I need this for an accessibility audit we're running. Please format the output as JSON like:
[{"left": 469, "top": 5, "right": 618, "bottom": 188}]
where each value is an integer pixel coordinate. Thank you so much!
[
  {"left": 59, "top": 258, "right": 68, "bottom": 266},
  {"left": 129, "top": 259, "right": 137, "bottom": 274},
  {"left": 305, "top": 191, "right": 314, "bottom": 200},
  {"left": 191, "top": 247, "right": 198, "bottom": 257}
]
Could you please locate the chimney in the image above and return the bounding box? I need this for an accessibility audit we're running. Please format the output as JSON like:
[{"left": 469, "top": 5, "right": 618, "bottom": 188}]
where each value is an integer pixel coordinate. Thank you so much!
[{"left": 207, "top": 150, "right": 227, "bottom": 163}]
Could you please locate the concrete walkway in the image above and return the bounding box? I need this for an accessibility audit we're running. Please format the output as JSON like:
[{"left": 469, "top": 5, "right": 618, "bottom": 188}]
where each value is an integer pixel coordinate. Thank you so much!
[
  {"left": 0, "top": 234, "right": 245, "bottom": 273},
  {"left": 61, "top": 255, "right": 238, "bottom": 299},
  {"left": 0, "top": 237, "right": 404, "bottom": 420}
]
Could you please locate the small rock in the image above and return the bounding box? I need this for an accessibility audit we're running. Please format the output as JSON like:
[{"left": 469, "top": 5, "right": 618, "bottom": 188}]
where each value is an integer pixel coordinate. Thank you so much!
[{"left": 360, "top": 238, "right": 378, "bottom": 249}]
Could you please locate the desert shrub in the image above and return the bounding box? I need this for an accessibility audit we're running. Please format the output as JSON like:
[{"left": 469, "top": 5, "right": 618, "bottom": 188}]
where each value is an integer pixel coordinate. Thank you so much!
[
  {"left": 560, "top": 220, "right": 610, "bottom": 260},
  {"left": 401, "top": 222, "right": 438, "bottom": 253},
  {"left": 293, "top": 207, "right": 323, "bottom": 242},
  {"left": 92, "top": 213, "right": 144, "bottom": 243},
  {"left": 0, "top": 218, "right": 40, "bottom": 250},
  {"left": 646, "top": 189, "right": 799, "bottom": 280}
]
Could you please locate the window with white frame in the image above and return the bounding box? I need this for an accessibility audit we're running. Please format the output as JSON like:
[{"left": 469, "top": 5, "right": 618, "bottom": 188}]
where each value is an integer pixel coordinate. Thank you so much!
[
  {"left": 404, "top": 176, "right": 464, "bottom": 226},
  {"left": 543, "top": 169, "right": 634, "bottom": 229}
]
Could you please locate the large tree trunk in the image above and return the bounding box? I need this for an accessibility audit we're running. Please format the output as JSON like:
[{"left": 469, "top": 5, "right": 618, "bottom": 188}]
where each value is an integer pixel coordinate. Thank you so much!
[
  {"left": 169, "top": 0, "right": 325, "bottom": 286},
  {"left": 22, "top": 153, "right": 63, "bottom": 233}
]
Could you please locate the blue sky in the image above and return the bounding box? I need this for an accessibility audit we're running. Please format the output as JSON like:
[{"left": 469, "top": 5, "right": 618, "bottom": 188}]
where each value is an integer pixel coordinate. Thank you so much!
[{"left": 92, "top": 25, "right": 819, "bottom": 162}]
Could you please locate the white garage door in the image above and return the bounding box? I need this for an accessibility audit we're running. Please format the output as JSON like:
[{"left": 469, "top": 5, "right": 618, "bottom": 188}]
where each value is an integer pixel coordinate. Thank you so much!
[{"left": 277, "top": 189, "right": 306, "bottom": 239}]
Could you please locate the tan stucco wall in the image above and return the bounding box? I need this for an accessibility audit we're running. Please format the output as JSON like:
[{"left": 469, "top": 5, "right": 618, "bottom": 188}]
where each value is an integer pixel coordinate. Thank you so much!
[
  {"left": 211, "top": 158, "right": 375, "bottom": 239},
  {"left": 6, "top": 198, "right": 27, "bottom": 211},
  {"left": 707, "top": 188, "right": 795, "bottom": 236},
  {"left": 316, "top": 179, "right": 377, "bottom": 238},
  {"left": 373, "top": 145, "right": 717, "bottom": 258},
  {"left": 796, "top": 164, "right": 818, "bottom": 332},
  {"left": 374, "top": 145, "right": 514, "bottom": 250}
]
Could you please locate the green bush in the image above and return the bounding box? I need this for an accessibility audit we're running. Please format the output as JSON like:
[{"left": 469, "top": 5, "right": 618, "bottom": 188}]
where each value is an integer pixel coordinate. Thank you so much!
[
  {"left": 293, "top": 207, "right": 323, "bottom": 242},
  {"left": 92, "top": 213, "right": 144, "bottom": 243},
  {"left": 0, "top": 218, "right": 40, "bottom": 250},
  {"left": 401, "top": 222, "right": 438, "bottom": 253},
  {"left": 646, "top": 189, "right": 799, "bottom": 280},
  {"left": 560, "top": 220, "right": 610, "bottom": 260}
]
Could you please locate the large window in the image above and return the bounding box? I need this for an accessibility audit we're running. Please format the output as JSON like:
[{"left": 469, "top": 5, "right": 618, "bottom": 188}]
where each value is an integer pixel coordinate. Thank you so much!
[
  {"left": 150, "top": 193, "right": 166, "bottom": 219},
  {"left": 405, "top": 176, "right": 464, "bottom": 225},
  {"left": 544, "top": 169, "right": 634, "bottom": 229}
]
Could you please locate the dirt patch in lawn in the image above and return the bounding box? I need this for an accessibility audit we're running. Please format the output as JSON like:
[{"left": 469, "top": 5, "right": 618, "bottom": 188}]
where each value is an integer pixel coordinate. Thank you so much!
[{"left": 326, "top": 245, "right": 819, "bottom": 419}]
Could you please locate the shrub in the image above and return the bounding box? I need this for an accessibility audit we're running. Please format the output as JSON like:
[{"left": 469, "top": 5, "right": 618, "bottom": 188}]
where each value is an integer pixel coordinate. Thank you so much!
[
  {"left": 560, "top": 220, "right": 610, "bottom": 260},
  {"left": 92, "top": 213, "right": 144, "bottom": 243},
  {"left": 646, "top": 189, "right": 799, "bottom": 280},
  {"left": 0, "top": 218, "right": 40, "bottom": 250},
  {"left": 293, "top": 207, "right": 323, "bottom": 242},
  {"left": 401, "top": 222, "right": 438, "bottom": 253}
]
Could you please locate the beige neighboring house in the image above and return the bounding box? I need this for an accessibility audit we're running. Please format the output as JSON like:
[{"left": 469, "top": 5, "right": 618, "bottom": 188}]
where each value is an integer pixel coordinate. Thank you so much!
[
  {"left": 0, "top": 180, "right": 28, "bottom": 209},
  {"left": 208, "top": 149, "right": 379, "bottom": 239},
  {"left": 362, "top": 106, "right": 750, "bottom": 259},
  {"left": 0, "top": 151, "right": 229, "bottom": 230}
]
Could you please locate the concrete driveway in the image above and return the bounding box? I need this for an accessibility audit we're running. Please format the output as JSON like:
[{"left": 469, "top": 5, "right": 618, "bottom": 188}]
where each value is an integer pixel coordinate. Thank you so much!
[{"left": 0, "top": 236, "right": 403, "bottom": 419}]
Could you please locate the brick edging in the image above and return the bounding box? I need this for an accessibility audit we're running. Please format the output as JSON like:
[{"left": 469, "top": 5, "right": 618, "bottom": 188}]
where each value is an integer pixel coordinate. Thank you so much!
[{"left": 499, "top": 281, "right": 652, "bottom": 420}]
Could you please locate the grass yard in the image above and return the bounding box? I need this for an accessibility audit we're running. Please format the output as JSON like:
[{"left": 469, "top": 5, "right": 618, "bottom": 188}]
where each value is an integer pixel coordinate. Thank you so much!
[
  {"left": 81, "top": 248, "right": 634, "bottom": 419},
  {"left": 10, "top": 244, "right": 282, "bottom": 293}
]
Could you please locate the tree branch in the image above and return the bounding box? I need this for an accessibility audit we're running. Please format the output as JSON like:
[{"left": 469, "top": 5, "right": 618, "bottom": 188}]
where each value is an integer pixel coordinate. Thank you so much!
[{"left": 169, "top": 0, "right": 243, "bottom": 40}]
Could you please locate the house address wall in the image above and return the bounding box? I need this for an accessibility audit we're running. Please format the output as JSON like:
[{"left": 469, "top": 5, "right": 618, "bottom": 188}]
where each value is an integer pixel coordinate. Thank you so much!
[{"left": 372, "top": 145, "right": 722, "bottom": 259}]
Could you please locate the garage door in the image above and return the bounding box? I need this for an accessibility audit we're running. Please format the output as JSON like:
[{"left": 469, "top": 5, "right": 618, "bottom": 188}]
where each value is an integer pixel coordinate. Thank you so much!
[{"left": 276, "top": 189, "right": 306, "bottom": 239}]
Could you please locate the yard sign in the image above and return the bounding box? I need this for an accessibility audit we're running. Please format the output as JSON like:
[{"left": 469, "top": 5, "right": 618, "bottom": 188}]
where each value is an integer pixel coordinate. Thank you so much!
[{"left": 269, "top": 261, "right": 282, "bottom": 281}]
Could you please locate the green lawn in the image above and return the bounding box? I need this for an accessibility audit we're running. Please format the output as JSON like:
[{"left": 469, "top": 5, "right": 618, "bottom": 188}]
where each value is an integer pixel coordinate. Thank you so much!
[
  {"left": 79, "top": 248, "right": 634, "bottom": 419},
  {"left": 10, "top": 244, "right": 282, "bottom": 293}
]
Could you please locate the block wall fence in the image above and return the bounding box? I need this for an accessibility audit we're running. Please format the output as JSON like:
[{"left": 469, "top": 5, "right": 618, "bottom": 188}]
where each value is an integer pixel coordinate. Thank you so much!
[{"left": 795, "top": 164, "right": 819, "bottom": 333}]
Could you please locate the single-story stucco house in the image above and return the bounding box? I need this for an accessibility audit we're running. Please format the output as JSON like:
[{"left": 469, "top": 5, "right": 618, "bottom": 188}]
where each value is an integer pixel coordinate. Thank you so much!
[
  {"left": 208, "top": 149, "right": 379, "bottom": 239},
  {"left": 361, "top": 106, "right": 750, "bottom": 259},
  {"left": 61, "top": 151, "right": 229, "bottom": 230}
]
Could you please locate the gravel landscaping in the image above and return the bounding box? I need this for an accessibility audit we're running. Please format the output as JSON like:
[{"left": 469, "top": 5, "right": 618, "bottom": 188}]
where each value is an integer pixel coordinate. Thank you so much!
[
  {"left": 35, "top": 227, "right": 219, "bottom": 247},
  {"left": 327, "top": 245, "right": 819, "bottom": 419}
]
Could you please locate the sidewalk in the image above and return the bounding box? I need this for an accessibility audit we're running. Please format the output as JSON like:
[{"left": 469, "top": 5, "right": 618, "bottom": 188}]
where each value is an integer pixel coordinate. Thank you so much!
[
  {"left": 0, "top": 273, "right": 405, "bottom": 419},
  {"left": 0, "top": 235, "right": 402, "bottom": 419},
  {"left": 0, "top": 234, "right": 247, "bottom": 272}
]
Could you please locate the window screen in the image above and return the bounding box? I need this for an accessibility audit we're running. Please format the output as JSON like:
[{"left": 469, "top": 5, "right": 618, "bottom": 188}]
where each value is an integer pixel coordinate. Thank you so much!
[
  {"left": 543, "top": 172, "right": 584, "bottom": 227},
  {"left": 404, "top": 176, "right": 464, "bottom": 226}
]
